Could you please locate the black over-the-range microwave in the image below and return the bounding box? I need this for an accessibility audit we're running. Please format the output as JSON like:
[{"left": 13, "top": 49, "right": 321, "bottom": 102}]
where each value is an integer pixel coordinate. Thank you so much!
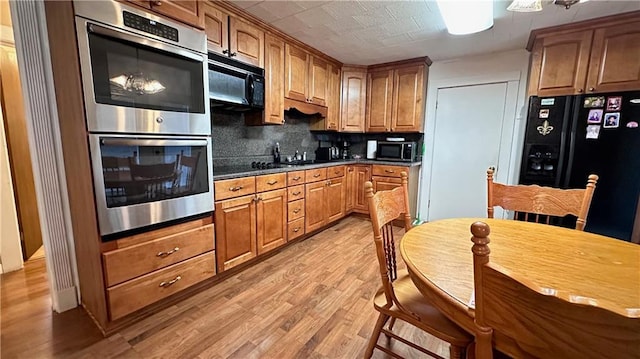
[
  {"left": 376, "top": 141, "right": 417, "bottom": 162},
  {"left": 207, "top": 52, "right": 264, "bottom": 110}
]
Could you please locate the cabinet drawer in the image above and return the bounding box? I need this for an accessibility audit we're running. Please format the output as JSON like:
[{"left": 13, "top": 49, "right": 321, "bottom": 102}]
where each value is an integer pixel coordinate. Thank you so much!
[
  {"left": 256, "top": 173, "right": 286, "bottom": 192},
  {"left": 305, "top": 168, "right": 327, "bottom": 183},
  {"left": 287, "top": 217, "right": 305, "bottom": 241},
  {"left": 214, "top": 176, "right": 256, "bottom": 200},
  {"left": 327, "top": 165, "right": 346, "bottom": 179},
  {"left": 372, "top": 165, "right": 409, "bottom": 178},
  {"left": 288, "top": 199, "right": 305, "bottom": 221},
  {"left": 287, "top": 170, "right": 305, "bottom": 186},
  {"left": 288, "top": 184, "right": 305, "bottom": 201},
  {"left": 103, "top": 224, "right": 214, "bottom": 287},
  {"left": 107, "top": 252, "right": 215, "bottom": 320}
]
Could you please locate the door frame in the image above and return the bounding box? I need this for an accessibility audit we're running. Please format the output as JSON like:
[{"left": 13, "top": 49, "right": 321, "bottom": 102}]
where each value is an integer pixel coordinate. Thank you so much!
[{"left": 419, "top": 71, "right": 525, "bottom": 221}]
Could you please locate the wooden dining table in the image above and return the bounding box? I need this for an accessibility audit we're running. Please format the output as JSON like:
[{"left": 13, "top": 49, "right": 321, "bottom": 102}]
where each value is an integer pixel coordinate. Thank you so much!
[{"left": 400, "top": 218, "right": 640, "bottom": 336}]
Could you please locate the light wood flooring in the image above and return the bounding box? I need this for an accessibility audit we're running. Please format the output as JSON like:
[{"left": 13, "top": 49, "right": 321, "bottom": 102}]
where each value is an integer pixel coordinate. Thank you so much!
[{"left": 1, "top": 216, "right": 452, "bottom": 358}]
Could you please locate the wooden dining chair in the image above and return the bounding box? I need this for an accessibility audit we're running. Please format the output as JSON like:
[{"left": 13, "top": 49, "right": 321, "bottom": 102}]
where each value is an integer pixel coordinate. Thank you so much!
[
  {"left": 470, "top": 221, "right": 640, "bottom": 359},
  {"left": 364, "top": 172, "right": 472, "bottom": 359},
  {"left": 177, "top": 150, "right": 201, "bottom": 192},
  {"left": 487, "top": 167, "right": 598, "bottom": 230}
]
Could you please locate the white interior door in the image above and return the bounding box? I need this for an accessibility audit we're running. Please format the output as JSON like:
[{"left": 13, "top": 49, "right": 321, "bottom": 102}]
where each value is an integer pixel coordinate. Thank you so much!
[{"left": 427, "top": 82, "right": 514, "bottom": 221}]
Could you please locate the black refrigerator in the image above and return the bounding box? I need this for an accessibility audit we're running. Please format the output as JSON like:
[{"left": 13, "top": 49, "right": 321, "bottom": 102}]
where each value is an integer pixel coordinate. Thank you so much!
[{"left": 519, "top": 91, "right": 640, "bottom": 241}]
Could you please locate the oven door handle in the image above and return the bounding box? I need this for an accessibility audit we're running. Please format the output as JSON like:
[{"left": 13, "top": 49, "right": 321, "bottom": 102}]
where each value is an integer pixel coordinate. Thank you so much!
[
  {"left": 87, "top": 22, "right": 204, "bottom": 62},
  {"left": 100, "top": 138, "right": 208, "bottom": 147}
]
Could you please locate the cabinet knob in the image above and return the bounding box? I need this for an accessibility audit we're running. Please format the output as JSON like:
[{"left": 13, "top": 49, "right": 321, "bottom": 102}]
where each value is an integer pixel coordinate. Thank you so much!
[
  {"left": 589, "top": 87, "right": 595, "bottom": 92},
  {"left": 230, "top": 52, "right": 237, "bottom": 57},
  {"left": 153, "top": 1, "right": 162, "bottom": 6},
  {"left": 577, "top": 88, "right": 584, "bottom": 93},
  {"left": 222, "top": 49, "right": 229, "bottom": 55}
]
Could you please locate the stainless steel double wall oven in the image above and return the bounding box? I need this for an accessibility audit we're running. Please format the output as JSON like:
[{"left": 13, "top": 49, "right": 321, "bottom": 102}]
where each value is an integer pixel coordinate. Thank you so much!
[{"left": 75, "top": 1, "right": 213, "bottom": 237}]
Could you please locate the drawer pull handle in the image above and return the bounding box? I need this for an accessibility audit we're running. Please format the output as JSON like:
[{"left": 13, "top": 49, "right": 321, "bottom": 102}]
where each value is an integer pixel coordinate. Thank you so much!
[
  {"left": 293, "top": 208, "right": 301, "bottom": 214},
  {"left": 385, "top": 169, "right": 395, "bottom": 173},
  {"left": 157, "top": 247, "right": 179, "bottom": 258},
  {"left": 292, "top": 191, "right": 301, "bottom": 195},
  {"left": 293, "top": 227, "right": 300, "bottom": 232},
  {"left": 334, "top": 170, "right": 340, "bottom": 174},
  {"left": 313, "top": 173, "right": 321, "bottom": 178},
  {"left": 159, "top": 275, "right": 181, "bottom": 288},
  {"left": 229, "top": 186, "right": 243, "bottom": 192},
  {"left": 267, "top": 180, "right": 278, "bottom": 185},
  {"left": 293, "top": 176, "right": 301, "bottom": 181}
]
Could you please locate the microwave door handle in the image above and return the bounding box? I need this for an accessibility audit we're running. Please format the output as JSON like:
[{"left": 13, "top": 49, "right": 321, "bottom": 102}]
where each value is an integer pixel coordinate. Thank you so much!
[
  {"left": 100, "top": 138, "right": 208, "bottom": 147},
  {"left": 86, "top": 22, "right": 203, "bottom": 62},
  {"left": 247, "top": 74, "right": 255, "bottom": 105}
]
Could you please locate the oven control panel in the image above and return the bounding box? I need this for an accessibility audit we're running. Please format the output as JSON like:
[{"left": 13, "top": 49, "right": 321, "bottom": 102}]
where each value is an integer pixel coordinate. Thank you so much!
[{"left": 123, "top": 11, "right": 179, "bottom": 42}]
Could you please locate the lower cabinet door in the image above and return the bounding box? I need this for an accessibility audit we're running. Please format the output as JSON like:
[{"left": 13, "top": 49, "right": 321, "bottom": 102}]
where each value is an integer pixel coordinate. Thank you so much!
[
  {"left": 305, "top": 181, "right": 327, "bottom": 233},
  {"left": 107, "top": 252, "right": 215, "bottom": 320},
  {"left": 256, "top": 189, "right": 287, "bottom": 255},
  {"left": 326, "top": 177, "right": 345, "bottom": 222},
  {"left": 215, "top": 194, "right": 257, "bottom": 273}
]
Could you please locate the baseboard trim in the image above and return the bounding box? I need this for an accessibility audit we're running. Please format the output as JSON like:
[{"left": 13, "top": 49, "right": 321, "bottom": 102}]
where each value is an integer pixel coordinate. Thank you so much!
[{"left": 53, "top": 286, "right": 78, "bottom": 313}]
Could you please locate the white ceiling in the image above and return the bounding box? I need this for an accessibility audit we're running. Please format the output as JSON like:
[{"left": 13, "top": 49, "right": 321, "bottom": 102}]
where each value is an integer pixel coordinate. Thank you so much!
[{"left": 228, "top": 0, "right": 640, "bottom": 65}]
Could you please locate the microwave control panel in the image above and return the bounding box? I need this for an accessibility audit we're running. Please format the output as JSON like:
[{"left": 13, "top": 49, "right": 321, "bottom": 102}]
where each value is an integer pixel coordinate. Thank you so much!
[{"left": 123, "top": 11, "right": 179, "bottom": 42}]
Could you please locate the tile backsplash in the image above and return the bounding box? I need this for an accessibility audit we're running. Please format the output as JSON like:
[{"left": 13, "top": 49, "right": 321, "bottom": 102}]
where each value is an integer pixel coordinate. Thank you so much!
[
  {"left": 211, "top": 110, "right": 424, "bottom": 167},
  {"left": 212, "top": 111, "right": 318, "bottom": 167}
]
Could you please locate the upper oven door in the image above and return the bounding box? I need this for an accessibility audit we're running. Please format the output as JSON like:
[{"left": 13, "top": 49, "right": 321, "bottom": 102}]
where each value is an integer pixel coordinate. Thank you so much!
[
  {"left": 76, "top": 17, "right": 209, "bottom": 135},
  {"left": 89, "top": 134, "right": 214, "bottom": 237}
]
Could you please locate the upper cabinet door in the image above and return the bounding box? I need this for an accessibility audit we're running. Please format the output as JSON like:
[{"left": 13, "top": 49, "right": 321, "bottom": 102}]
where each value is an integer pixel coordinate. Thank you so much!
[
  {"left": 340, "top": 68, "right": 366, "bottom": 132},
  {"left": 308, "top": 56, "right": 328, "bottom": 106},
  {"left": 149, "top": 0, "right": 204, "bottom": 29},
  {"left": 284, "top": 44, "right": 309, "bottom": 103},
  {"left": 528, "top": 31, "right": 593, "bottom": 97},
  {"left": 203, "top": 2, "right": 228, "bottom": 54},
  {"left": 587, "top": 21, "right": 640, "bottom": 94},
  {"left": 326, "top": 64, "right": 340, "bottom": 131},
  {"left": 264, "top": 34, "right": 285, "bottom": 125},
  {"left": 229, "top": 18, "right": 264, "bottom": 67},
  {"left": 392, "top": 64, "right": 425, "bottom": 132},
  {"left": 366, "top": 69, "right": 393, "bottom": 132}
]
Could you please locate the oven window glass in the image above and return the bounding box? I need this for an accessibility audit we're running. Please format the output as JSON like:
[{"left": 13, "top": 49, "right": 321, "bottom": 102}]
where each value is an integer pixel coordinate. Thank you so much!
[
  {"left": 100, "top": 141, "right": 209, "bottom": 208},
  {"left": 378, "top": 144, "right": 402, "bottom": 159},
  {"left": 88, "top": 32, "right": 205, "bottom": 113}
]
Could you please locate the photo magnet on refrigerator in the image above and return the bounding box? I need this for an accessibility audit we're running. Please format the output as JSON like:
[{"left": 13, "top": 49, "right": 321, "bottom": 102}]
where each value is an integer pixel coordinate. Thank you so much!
[{"left": 603, "top": 113, "right": 620, "bottom": 128}]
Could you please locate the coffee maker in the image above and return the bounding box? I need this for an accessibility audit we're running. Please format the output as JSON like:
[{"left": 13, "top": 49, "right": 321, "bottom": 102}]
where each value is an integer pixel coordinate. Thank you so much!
[{"left": 341, "top": 140, "right": 350, "bottom": 159}]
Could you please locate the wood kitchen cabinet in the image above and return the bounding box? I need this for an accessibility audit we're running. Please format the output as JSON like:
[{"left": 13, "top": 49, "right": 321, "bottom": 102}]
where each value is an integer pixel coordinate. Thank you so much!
[
  {"left": 366, "top": 60, "right": 427, "bottom": 133},
  {"left": 127, "top": 0, "right": 204, "bottom": 29},
  {"left": 345, "top": 165, "right": 356, "bottom": 212},
  {"left": 285, "top": 44, "right": 328, "bottom": 106},
  {"left": 256, "top": 188, "right": 287, "bottom": 255},
  {"left": 528, "top": 14, "right": 640, "bottom": 96},
  {"left": 215, "top": 174, "right": 287, "bottom": 271},
  {"left": 371, "top": 165, "right": 420, "bottom": 219},
  {"left": 203, "top": 2, "right": 263, "bottom": 67},
  {"left": 246, "top": 33, "right": 285, "bottom": 126},
  {"left": 586, "top": 21, "right": 640, "bottom": 93},
  {"left": 304, "top": 166, "right": 346, "bottom": 233},
  {"left": 340, "top": 66, "right": 367, "bottom": 132},
  {"left": 352, "top": 165, "right": 371, "bottom": 214},
  {"left": 310, "top": 63, "right": 341, "bottom": 131},
  {"left": 101, "top": 216, "right": 215, "bottom": 320},
  {"left": 215, "top": 194, "right": 257, "bottom": 272}
]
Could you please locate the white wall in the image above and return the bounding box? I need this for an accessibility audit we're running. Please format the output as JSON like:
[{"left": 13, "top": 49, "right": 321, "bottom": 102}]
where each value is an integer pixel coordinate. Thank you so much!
[
  {"left": 417, "top": 49, "right": 531, "bottom": 220},
  {"left": 0, "top": 101, "right": 24, "bottom": 273}
]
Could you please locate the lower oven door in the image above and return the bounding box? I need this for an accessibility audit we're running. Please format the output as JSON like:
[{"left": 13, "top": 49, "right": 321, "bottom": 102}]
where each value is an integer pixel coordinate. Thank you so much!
[{"left": 89, "top": 134, "right": 214, "bottom": 237}]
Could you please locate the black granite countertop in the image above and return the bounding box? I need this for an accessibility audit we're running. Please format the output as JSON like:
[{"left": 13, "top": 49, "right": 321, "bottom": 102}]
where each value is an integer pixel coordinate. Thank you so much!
[{"left": 213, "top": 159, "right": 422, "bottom": 180}]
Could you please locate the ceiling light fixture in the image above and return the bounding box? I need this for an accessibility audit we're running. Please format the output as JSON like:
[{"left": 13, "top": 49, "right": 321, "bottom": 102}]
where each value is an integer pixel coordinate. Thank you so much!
[
  {"left": 436, "top": 0, "right": 494, "bottom": 35},
  {"left": 507, "top": 0, "right": 589, "bottom": 12},
  {"left": 507, "top": 0, "right": 542, "bottom": 12}
]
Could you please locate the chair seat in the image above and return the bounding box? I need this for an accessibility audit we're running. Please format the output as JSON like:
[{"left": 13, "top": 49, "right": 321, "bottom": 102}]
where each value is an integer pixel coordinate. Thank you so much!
[{"left": 373, "top": 270, "right": 472, "bottom": 346}]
